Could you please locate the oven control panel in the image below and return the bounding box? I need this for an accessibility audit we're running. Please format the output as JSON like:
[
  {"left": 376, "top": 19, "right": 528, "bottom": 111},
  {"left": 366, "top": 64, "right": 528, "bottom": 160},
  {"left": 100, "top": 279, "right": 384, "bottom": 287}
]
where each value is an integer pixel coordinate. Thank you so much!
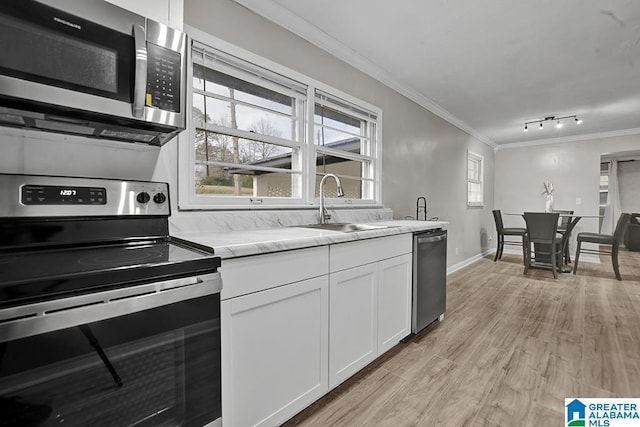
[
  {"left": 0, "top": 174, "right": 171, "bottom": 217},
  {"left": 22, "top": 185, "right": 107, "bottom": 205}
]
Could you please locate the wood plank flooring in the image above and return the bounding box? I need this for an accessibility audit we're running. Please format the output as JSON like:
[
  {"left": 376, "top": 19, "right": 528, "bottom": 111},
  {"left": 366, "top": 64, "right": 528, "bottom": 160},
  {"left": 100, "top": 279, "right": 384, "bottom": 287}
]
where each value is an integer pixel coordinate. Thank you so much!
[{"left": 283, "top": 249, "right": 640, "bottom": 427}]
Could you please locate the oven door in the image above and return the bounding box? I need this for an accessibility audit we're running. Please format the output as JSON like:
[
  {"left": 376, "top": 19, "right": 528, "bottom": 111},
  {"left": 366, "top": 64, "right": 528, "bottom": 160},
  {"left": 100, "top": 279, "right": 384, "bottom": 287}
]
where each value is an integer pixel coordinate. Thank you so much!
[{"left": 0, "top": 273, "right": 221, "bottom": 427}]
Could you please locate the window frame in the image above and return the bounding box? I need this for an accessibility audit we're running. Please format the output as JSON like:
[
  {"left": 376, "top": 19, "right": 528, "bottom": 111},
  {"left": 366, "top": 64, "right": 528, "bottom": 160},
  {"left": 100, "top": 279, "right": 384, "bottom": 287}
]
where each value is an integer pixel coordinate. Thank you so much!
[
  {"left": 312, "top": 90, "right": 378, "bottom": 204},
  {"left": 187, "top": 41, "right": 307, "bottom": 207},
  {"left": 178, "top": 26, "right": 382, "bottom": 210},
  {"left": 467, "top": 150, "right": 484, "bottom": 207}
]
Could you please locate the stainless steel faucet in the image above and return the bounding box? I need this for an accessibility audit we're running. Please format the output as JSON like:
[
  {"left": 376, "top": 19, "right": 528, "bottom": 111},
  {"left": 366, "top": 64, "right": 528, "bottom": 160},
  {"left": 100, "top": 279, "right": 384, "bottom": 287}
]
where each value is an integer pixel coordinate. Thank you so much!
[{"left": 319, "top": 173, "right": 344, "bottom": 224}]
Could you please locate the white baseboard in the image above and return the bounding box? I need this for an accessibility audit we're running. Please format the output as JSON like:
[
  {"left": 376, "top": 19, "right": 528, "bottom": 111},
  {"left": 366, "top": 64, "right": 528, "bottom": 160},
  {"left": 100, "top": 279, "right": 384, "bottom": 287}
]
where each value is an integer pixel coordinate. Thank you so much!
[{"left": 447, "top": 248, "right": 494, "bottom": 275}]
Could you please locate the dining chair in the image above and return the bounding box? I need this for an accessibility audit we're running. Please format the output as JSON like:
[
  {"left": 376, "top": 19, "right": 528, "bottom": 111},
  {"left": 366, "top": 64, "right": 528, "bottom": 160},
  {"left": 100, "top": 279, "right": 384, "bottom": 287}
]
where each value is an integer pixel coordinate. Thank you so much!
[
  {"left": 523, "top": 212, "right": 562, "bottom": 279},
  {"left": 552, "top": 209, "right": 574, "bottom": 263},
  {"left": 492, "top": 210, "right": 527, "bottom": 262},
  {"left": 625, "top": 213, "right": 640, "bottom": 252},
  {"left": 558, "top": 215, "right": 580, "bottom": 268},
  {"left": 572, "top": 213, "right": 631, "bottom": 281}
]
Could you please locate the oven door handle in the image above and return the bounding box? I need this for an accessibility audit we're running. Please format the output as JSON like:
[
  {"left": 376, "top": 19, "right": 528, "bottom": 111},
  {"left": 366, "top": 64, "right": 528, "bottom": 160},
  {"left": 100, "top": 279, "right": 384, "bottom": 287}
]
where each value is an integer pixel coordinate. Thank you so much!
[
  {"left": 0, "top": 272, "right": 222, "bottom": 343},
  {"left": 132, "top": 23, "right": 148, "bottom": 118}
]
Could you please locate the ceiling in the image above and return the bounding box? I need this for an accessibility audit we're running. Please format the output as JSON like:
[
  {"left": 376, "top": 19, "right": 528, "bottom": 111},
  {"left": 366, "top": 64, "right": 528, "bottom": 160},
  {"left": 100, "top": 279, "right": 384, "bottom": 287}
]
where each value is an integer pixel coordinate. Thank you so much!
[{"left": 234, "top": 0, "right": 640, "bottom": 147}]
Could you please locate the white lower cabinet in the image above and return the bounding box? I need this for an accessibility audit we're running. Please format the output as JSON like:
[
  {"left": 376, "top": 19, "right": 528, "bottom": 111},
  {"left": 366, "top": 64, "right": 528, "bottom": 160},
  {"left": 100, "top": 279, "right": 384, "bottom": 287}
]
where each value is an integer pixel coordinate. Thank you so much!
[
  {"left": 221, "top": 276, "right": 329, "bottom": 427},
  {"left": 328, "top": 253, "right": 413, "bottom": 389},
  {"left": 328, "top": 234, "right": 413, "bottom": 389},
  {"left": 377, "top": 253, "right": 413, "bottom": 353},
  {"left": 329, "top": 263, "right": 378, "bottom": 388},
  {"left": 221, "top": 233, "right": 414, "bottom": 425}
]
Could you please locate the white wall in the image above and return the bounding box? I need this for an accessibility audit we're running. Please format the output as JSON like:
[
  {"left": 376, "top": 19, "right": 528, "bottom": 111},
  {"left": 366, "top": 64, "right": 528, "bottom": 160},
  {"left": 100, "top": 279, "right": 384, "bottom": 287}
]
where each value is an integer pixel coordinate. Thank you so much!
[
  {"left": 184, "top": 0, "right": 496, "bottom": 266},
  {"left": 495, "top": 134, "right": 640, "bottom": 240}
]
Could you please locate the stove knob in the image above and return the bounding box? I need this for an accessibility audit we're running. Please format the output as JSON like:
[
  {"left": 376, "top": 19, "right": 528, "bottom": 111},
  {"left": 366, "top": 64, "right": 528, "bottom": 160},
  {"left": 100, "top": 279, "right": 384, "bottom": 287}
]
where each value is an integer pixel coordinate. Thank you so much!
[
  {"left": 136, "top": 191, "right": 151, "bottom": 204},
  {"left": 153, "top": 193, "right": 167, "bottom": 204}
]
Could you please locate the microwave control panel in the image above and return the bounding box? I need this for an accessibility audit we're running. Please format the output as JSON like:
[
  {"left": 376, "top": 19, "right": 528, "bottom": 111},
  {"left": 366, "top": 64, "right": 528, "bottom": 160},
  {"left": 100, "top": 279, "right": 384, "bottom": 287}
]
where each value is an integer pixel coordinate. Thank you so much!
[{"left": 146, "top": 43, "right": 181, "bottom": 113}]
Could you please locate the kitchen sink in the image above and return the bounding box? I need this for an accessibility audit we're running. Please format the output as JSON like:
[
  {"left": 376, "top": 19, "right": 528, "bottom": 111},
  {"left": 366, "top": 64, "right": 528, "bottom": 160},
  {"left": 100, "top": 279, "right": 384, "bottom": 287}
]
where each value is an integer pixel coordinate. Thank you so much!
[{"left": 298, "top": 223, "right": 395, "bottom": 232}]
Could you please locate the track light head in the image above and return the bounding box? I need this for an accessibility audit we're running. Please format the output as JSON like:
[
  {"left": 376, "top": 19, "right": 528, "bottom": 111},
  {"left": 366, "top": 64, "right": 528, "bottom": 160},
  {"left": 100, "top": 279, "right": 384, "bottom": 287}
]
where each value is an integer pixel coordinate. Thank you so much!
[
  {"left": 539, "top": 122, "right": 543, "bottom": 130},
  {"left": 524, "top": 124, "right": 528, "bottom": 132},
  {"left": 575, "top": 117, "right": 582, "bottom": 124},
  {"left": 556, "top": 119, "right": 563, "bottom": 128}
]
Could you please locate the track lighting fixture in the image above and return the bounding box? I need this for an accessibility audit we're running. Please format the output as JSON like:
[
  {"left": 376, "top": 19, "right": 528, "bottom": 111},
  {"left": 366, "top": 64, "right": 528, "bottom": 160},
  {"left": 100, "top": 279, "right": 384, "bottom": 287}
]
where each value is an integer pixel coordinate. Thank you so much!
[{"left": 523, "top": 115, "right": 582, "bottom": 132}]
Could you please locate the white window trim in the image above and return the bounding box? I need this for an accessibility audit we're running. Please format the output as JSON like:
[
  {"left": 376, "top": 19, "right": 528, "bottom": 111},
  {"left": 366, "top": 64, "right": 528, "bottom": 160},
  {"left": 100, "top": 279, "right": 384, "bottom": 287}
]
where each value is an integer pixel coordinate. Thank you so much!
[
  {"left": 178, "top": 25, "right": 383, "bottom": 210},
  {"left": 467, "top": 150, "right": 484, "bottom": 207}
]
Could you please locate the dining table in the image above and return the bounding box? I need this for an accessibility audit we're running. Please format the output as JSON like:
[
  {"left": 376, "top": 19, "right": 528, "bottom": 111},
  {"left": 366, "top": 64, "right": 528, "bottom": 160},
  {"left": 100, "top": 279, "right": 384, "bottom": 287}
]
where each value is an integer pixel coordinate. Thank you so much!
[{"left": 503, "top": 212, "right": 602, "bottom": 273}]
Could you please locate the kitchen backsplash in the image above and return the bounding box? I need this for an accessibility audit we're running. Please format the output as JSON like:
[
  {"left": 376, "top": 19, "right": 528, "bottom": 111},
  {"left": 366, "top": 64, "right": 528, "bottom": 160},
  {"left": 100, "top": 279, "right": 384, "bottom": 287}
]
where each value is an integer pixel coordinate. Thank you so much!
[{"left": 169, "top": 208, "right": 394, "bottom": 234}]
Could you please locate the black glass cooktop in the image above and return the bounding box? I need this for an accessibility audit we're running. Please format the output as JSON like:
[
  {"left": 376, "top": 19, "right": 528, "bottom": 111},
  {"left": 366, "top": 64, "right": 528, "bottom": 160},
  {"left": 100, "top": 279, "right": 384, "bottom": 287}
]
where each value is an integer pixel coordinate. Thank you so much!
[{"left": 0, "top": 239, "right": 221, "bottom": 308}]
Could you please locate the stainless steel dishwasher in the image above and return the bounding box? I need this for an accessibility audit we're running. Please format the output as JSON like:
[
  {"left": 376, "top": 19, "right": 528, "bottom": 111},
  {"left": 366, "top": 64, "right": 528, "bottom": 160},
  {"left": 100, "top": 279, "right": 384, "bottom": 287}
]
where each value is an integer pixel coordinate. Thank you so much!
[{"left": 412, "top": 228, "right": 447, "bottom": 334}]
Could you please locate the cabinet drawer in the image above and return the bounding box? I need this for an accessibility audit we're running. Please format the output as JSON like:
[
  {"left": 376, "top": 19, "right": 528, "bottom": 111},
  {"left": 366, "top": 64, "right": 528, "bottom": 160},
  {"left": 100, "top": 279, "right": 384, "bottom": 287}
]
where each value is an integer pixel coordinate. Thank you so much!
[
  {"left": 329, "top": 234, "right": 412, "bottom": 273},
  {"left": 221, "top": 246, "right": 329, "bottom": 300}
]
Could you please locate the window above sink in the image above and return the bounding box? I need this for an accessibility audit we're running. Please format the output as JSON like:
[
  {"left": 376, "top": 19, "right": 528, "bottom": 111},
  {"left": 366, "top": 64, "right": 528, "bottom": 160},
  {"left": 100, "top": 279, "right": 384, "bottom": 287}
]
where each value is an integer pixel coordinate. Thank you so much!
[{"left": 178, "top": 28, "right": 382, "bottom": 210}]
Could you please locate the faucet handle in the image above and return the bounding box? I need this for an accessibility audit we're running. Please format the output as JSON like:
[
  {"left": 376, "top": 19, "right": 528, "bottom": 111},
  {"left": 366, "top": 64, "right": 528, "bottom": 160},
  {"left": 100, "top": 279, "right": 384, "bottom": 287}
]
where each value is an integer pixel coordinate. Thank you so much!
[{"left": 323, "top": 207, "right": 332, "bottom": 222}]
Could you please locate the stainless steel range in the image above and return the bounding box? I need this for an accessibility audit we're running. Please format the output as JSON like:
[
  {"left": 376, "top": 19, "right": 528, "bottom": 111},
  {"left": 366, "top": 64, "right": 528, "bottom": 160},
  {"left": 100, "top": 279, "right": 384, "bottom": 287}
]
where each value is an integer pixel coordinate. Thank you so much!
[{"left": 0, "top": 174, "right": 222, "bottom": 427}]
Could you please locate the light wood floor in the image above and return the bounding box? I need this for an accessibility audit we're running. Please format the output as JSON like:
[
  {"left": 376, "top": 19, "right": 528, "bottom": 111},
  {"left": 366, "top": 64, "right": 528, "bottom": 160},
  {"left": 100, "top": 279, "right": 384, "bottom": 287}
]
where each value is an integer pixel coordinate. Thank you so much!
[{"left": 283, "top": 249, "right": 640, "bottom": 426}]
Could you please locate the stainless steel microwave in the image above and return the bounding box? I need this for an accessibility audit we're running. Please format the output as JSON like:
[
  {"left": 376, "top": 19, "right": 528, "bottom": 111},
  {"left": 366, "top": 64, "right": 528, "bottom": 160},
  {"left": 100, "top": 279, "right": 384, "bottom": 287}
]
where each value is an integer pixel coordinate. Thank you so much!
[{"left": 0, "top": 0, "right": 187, "bottom": 146}]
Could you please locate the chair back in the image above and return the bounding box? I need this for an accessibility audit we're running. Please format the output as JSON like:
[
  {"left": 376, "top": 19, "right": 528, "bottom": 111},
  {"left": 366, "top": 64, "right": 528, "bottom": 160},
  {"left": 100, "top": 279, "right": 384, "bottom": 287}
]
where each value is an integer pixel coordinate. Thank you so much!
[
  {"left": 561, "top": 213, "right": 579, "bottom": 237},
  {"left": 613, "top": 213, "right": 632, "bottom": 247},
  {"left": 524, "top": 212, "right": 560, "bottom": 244},
  {"left": 553, "top": 209, "right": 574, "bottom": 230},
  {"left": 492, "top": 210, "right": 504, "bottom": 233}
]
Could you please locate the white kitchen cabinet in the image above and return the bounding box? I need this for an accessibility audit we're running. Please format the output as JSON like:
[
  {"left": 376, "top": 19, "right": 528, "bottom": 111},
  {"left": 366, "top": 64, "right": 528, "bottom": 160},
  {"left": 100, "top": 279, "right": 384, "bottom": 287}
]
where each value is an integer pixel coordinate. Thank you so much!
[
  {"left": 377, "top": 253, "right": 412, "bottom": 353},
  {"left": 329, "top": 263, "right": 378, "bottom": 388},
  {"left": 328, "top": 234, "right": 413, "bottom": 389},
  {"left": 104, "top": 0, "right": 183, "bottom": 29},
  {"left": 222, "top": 275, "right": 329, "bottom": 427},
  {"left": 329, "top": 234, "right": 412, "bottom": 273},
  {"left": 220, "top": 246, "right": 328, "bottom": 300},
  {"left": 221, "top": 232, "right": 414, "bottom": 424}
]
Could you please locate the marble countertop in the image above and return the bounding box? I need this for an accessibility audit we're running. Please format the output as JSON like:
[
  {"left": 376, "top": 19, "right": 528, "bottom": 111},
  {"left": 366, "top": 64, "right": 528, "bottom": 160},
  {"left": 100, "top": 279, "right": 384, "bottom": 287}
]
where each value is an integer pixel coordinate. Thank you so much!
[{"left": 174, "top": 220, "right": 448, "bottom": 259}]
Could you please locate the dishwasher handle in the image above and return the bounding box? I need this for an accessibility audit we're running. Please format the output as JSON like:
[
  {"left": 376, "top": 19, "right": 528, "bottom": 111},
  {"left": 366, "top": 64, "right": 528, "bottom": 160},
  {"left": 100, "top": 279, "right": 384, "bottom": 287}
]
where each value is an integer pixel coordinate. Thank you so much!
[{"left": 417, "top": 233, "right": 447, "bottom": 244}]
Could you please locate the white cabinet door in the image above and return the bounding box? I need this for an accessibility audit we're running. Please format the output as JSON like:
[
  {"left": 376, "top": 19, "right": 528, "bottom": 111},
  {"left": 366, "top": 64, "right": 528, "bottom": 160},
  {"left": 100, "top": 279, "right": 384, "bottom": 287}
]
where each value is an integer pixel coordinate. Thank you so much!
[
  {"left": 329, "top": 263, "right": 378, "bottom": 389},
  {"left": 222, "top": 276, "right": 328, "bottom": 427},
  {"left": 378, "top": 254, "right": 412, "bottom": 354},
  {"left": 104, "top": 0, "right": 183, "bottom": 28}
]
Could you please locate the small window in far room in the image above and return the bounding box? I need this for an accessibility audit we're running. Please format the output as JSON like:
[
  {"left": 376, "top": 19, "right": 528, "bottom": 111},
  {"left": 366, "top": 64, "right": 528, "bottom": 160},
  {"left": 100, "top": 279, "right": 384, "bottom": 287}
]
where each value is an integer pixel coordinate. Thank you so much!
[{"left": 467, "top": 150, "right": 484, "bottom": 207}]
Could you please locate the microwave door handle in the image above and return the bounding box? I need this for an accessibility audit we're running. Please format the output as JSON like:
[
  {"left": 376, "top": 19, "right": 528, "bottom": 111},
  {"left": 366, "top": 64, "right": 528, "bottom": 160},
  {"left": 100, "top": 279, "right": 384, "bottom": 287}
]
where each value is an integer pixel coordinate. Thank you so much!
[{"left": 132, "top": 24, "right": 147, "bottom": 118}]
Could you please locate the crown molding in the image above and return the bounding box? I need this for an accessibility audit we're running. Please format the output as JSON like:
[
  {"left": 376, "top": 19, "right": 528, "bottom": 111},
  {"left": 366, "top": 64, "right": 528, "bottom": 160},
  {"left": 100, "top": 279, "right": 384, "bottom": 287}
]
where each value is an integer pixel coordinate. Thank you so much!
[
  {"left": 495, "top": 127, "right": 640, "bottom": 151},
  {"left": 233, "top": 0, "right": 497, "bottom": 149}
]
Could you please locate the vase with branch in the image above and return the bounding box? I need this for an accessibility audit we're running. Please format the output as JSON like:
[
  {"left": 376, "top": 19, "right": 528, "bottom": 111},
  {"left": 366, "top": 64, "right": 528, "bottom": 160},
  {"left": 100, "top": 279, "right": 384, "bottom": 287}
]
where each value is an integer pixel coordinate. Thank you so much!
[{"left": 542, "top": 181, "right": 554, "bottom": 212}]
